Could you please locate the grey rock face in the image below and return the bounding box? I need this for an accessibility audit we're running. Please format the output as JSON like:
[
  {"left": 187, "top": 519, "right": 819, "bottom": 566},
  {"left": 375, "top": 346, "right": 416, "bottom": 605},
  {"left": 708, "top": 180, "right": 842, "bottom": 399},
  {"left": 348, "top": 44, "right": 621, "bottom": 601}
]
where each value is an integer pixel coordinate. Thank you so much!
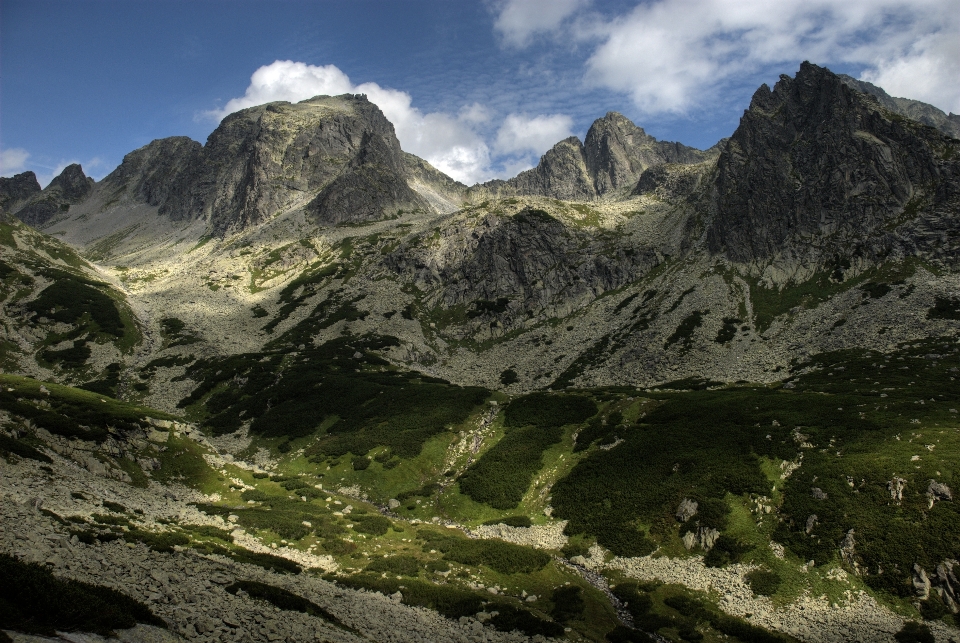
[
  {"left": 676, "top": 498, "right": 698, "bottom": 522},
  {"left": 706, "top": 61, "right": 960, "bottom": 264},
  {"left": 385, "top": 207, "right": 659, "bottom": 333},
  {"left": 98, "top": 94, "right": 435, "bottom": 235},
  {"left": 0, "top": 171, "right": 41, "bottom": 216},
  {"left": 101, "top": 136, "right": 202, "bottom": 207},
  {"left": 839, "top": 74, "right": 960, "bottom": 140},
  {"left": 307, "top": 130, "right": 429, "bottom": 225},
  {"left": 477, "top": 113, "right": 713, "bottom": 201},
  {"left": 14, "top": 164, "right": 94, "bottom": 227}
]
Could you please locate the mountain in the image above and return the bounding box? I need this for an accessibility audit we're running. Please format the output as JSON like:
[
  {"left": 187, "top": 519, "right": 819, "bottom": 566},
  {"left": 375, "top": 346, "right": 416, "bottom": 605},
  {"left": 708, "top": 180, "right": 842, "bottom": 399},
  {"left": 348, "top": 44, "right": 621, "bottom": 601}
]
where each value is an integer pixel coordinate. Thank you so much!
[
  {"left": 839, "top": 74, "right": 960, "bottom": 140},
  {"left": 476, "top": 112, "right": 717, "bottom": 200},
  {"left": 1, "top": 63, "right": 959, "bottom": 643}
]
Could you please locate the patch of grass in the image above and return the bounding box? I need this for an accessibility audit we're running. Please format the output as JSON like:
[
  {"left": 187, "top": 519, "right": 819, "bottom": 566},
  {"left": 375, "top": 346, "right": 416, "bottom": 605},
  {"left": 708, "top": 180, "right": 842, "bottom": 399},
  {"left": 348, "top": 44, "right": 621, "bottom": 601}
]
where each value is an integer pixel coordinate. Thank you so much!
[
  {"left": 365, "top": 554, "right": 422, "bottom": 576},
  {"left": 0, "top": 433, "right": 52, "bottom": 463}
]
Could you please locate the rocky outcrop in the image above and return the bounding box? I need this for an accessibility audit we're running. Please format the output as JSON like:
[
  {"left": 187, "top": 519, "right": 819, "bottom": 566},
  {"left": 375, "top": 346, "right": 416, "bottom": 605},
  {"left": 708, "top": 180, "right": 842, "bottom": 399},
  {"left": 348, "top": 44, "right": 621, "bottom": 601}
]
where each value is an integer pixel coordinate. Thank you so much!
[
  {"left": 705, "top": 61, "right": 960, "bottom": 265},
  {"left": 94, "top": 95, "right": 436, "bottom": 235},
  {"left": 385, "top": 206, "right": 659, "bottom": 333},
  {"left": 0, "top": 171, "right": 41, "bottom": 216},
  {"left": 307, "top": 130, "right": 429, "bottom": 225},
  {"left": 477, "top": 113, "right": 713, "bottom": 201},
  {"left": 839, "top": 74, "right": 960, "bottom": 140},
  {"left": 100, "top": 136, "right": 202, "bottom": 207},
  {"left": 14, "top": 164, "right": 94, "bottom": 227}
]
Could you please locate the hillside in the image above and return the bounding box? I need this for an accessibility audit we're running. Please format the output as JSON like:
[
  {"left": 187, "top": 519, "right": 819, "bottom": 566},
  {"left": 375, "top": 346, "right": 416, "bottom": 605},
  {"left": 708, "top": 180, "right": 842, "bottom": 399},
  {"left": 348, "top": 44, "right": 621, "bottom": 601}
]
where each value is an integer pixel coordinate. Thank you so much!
[{"left": 1, "top": 63, "right": 959, "bottom": 643}]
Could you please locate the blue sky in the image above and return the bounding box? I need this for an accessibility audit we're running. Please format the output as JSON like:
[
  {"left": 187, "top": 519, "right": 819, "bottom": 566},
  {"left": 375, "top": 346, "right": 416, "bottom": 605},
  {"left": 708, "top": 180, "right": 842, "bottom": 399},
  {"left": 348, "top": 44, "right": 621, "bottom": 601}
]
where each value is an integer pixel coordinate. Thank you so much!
[{"left": 2, "top": 0, "right": 957, "bottom": 186}]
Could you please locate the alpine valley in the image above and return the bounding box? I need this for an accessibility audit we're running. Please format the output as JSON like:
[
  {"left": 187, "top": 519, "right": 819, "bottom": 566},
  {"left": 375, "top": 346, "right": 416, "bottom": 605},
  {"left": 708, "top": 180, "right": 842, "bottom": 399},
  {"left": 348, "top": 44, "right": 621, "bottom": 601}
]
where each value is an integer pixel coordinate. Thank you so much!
[{"left": 1, "top": 62, "right": 959, "bottom": 643}]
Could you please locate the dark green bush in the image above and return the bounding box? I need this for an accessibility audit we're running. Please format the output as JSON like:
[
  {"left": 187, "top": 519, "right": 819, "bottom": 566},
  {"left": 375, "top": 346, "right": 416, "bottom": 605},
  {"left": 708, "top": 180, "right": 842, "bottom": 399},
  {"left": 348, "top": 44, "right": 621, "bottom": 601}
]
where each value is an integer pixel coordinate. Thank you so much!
[
  {"left": 919, "top": 596, "right": 948, "bottom": 621},
  {"left": 0, "top": 434, "right": 52, "bottom": 463},
  {"left": 0, "top": 553, "right": 165, "bottom": 635},
  {"left": 350, "top": 514, "right": 392, "bottom": 536},
  {"left": 499, "top": 368, "right": 519, "bottom": 385},
  {"left": 124, "top": 529, "right": 189, "bottom": 553},
  {"left": 101, "top": 501, "right": 126, "bottom": 513},
  {"left": 746, "top": 569, "right": 782, "bottom": 596},
  {"left": 895, "top": 622, "right": 935, "bottom": 643},
  {"left": 420, "top": 531, "right": 550, "bottom": 574},
  {"left": 482, "top": 515, "right": 532, "bottom": 528},
  {"left": 489, "top": 604, "right": 564, "bottom": 637},
  {"left": 460, "top": 392, "right": 597, "bottom": 509},
  {"left": 26, "top": 273, "right": 124, "bottom": 338},
  {"left": 704, "top": 535, "right": 751, "bottom": 568},
  {"left": 240, "top": 489, "right": 268, "bottom": 502},
  {"left": 225, "top": 580, "right": 351, "bottom": 631},
  {"left": 551, "top": 585, "right": 585, "bottom": 623},
  {"left": 365, "top": 555, "right": 421, "bottom": 576},
  {"left": 352, "top": 456, "right": 370, "bottom": 471}
]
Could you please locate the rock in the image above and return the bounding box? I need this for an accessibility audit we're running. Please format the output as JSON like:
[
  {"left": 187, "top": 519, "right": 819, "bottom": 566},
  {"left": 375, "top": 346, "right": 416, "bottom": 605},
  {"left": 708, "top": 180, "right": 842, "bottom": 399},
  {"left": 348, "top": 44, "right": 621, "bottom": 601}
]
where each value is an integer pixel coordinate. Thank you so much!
[
  {"left": 926, "top": 480, "right": 952, "bottom": 508},
  {"left": 887, "top": 477, "right": 906, "bottom": 503},
  {"left": 388, "top": 499, "right": 400, "bottom": 510},
  {"left": 811, "top": 487, "right": 828, "bottom": 500},
  {"left": 805, "top": 514, "right": 818, "bottom": 534},
  {"left": 914, "top": 563, "right": 932, "bottom": 600},
  {"left": 0, "top": 171, "right": 41, "bottom": 216},
  {"left": 840, "top": 529, "right": 859, "bottom": 573},
  {"left": 676, "top": 498, "right": 698, "bottom": 522},
  {"left": 14, "top": 164, "right": 94, "bottom": 227}
]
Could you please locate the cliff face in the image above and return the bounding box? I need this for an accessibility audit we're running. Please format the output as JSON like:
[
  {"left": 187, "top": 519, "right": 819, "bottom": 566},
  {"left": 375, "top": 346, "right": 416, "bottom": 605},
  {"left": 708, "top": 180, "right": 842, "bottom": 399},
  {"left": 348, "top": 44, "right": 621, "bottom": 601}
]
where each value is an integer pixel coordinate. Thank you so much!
[
  {"left": 838, "top": 74, "right": 960, "bottom": 140},
  {"left": 705, "top": 62, "right": 960, "bottom": 265},
  {"left": 94, "top": 94, "right": 431, "bottom": 234},
  {"left": 478, "top": 113, "right": 715, "bottom": 201},
  {"left": 13, "top": 164, "right": 94, "bottom": 227},
  {"left": 0, "top": 171, "right": 41, "bottom": 218}
]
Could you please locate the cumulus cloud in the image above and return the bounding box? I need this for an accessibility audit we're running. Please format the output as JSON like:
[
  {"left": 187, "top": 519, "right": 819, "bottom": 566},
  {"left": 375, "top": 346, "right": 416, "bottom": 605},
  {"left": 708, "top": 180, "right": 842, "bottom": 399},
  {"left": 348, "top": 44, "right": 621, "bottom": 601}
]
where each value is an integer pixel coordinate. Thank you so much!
[
  {"left": 494, "top": 114, "right": 574, "bottom": 156},
  {"left": 493, "top": 0, "right": 589, "bottom": 47},
  {"left": 0, "top": 148, "right": 30, "bottom": 176},
  {"left": 581, "top": 0, "right": 959, "bottom": 115},
  {"left": 212, "top": 60, "right": 494, "bottom": 184}
]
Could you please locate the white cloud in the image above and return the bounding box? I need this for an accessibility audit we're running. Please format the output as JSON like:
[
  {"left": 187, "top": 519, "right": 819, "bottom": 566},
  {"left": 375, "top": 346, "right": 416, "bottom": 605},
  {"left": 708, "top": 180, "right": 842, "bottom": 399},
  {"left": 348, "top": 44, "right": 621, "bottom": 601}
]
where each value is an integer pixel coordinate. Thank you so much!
[
  {"left": 494, "top": 114, "right": 574, "bottom": 156},
  {"left": 213, "top": 60, "right": 495, "bottom": 184},
  {"left": 0, "top": 148, "right": 30, "bottom": 176},
  {"left": 580, "top": 0, "right": 960, "bottom": 115},
  {"left": 493, "top": 0, "right": 589, "bottom": 47},
  {"left": 861, "top": 29, "right": 960, "bottom": 114}
]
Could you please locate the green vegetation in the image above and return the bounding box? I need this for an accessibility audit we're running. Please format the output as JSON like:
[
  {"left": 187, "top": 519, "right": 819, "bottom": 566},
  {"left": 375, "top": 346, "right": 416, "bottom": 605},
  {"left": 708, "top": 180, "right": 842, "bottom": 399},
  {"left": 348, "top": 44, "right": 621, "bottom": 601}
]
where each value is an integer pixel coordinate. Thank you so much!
[
  {"left": 927, "top": 296, "right": 960, "bottom": 320},
  {"left": 0, "top": 433, "right": 52, "bottom": 463},
  {"left": 482, "top": 515, "right": 532, "bottom": 528},
  {"left": 665, "top": 310, "right": 707, "bottom": 350},
  {"left": 0, "top": 374, "right": 173, "bottom": 443},
  {"left": 225, "top": 580, "right": 353, "bottom": 632},
  {"left": 0, "top": 553, "right": 165, "bottom": 636},
  {"left": 177, "top": 334, "right": 489, "bottom": 460},
  {"left": 419, "top": 529, "right": 550, "bottom": 574},
  {"left": 459, "top": 392, "right": 597, "bottom": 508},
  {"left": 551, "top": 585, "right": 586, "bottom": 623},
  {"left": 746, "top": 569, "right": 782, "bottom": 596},
  {"left": 25, "top": 269, "right": 124, "bottom": 338}
]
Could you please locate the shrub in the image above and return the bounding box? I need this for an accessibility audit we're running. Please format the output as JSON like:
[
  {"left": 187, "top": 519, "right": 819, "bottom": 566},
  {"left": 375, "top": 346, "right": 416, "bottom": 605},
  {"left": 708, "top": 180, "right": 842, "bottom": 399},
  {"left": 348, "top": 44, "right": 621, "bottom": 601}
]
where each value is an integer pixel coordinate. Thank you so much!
[
  {"left": 226, "top": 580, "right": 351, "bottom": 631},
  {"left": 499, "top": 368, "right": 519, "bottom": 385},
  {"left": 350, "top": 514, "right": 391, "bottom": 536},
  {"left": 240, "top": 489, "right": 268, "bottom": 502},
  {"left": 101, "top": 501, "right": 126, "bottom": 513},
  {"left": 420, "top": 531, "right": 550, "bottom": 574},
  {"left": 704, "top": 535, "right": 751, "bottom": 568},
  {"left": 895, "top": 622, "right": 935, "bottom": 643},
  {"left": 489, "top": 604, "right": 564, "bottom": 638},
  {"left": 365, "top": 555, "right": 421, "bottom": 576},
  {"left": 551, "top": 585, "right": 585, "bottom": 623},
  {"left": 459, "top": 392, "right": 597, "bottom": 509},
  {"left": 0, "top": 434, "right": 52, "bottom": 463},
  {"left": 482, "top": 515, "right": 532, "bottom": 528},
  {"left": 0, "top": 553, "right": 165, "bottom": 635},
  {"left": 352, "top": 455, "right": 370, "bottom": 471},
  {"left": 746, "top": 569, "right": 782, "bottom": 596}
]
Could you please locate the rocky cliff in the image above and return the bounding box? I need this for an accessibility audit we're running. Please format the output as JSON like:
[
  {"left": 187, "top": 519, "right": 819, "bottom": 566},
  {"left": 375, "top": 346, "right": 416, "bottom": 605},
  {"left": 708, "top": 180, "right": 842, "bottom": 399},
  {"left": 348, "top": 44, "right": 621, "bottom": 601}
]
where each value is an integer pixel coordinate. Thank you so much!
[
  {"left": 12, "top": 164, "right": 94, "bottom": 227},
  {"left": 839, "top": 74, "right": 960, "bottom": 140},
  {"left": 0, "top": 171, "right": 41, "bottom": 217},
  {"left": 705, "top": 62, "right": 960, "bottom": 270},
  {"left": 477, "top": 113, "right": 715, "bottom": 201}
]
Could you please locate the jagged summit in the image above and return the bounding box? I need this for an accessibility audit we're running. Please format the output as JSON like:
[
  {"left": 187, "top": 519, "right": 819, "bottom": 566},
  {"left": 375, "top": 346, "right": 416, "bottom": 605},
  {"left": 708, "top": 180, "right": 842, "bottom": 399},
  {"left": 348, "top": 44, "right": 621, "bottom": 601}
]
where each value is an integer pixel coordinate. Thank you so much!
[
  {"left": 11, "top": 163, "right": 94, "bottom": 227},
  {"left": 477, "top": 111, "right": 715, "bottom": 201},
  {"left": 706, "top": 61, "right": 960, "bottom": 267},
  {"left": 0, "top": 171, "right": 41, "bottom": 218}
]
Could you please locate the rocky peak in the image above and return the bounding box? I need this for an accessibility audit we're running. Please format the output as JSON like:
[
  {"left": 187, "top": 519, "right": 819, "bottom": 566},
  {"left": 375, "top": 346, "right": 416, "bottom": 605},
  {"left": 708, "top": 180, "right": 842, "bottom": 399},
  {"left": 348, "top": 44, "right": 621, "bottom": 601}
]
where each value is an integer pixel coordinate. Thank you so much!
[
  {"left": 0, "top": 171, "right": 41, "bottom": 215},
  {"left": 97, "top": 94, "right": 434, "bottom": 235},
  {"left": 479, "top": 113, "right": 712, "bottom": 201},
  {"left": 706, "top": 61, "right": 960, "bottom": 265},
  {"left": 12, "top": 164, "right": 94, "bottom": 227},
  {"left": 838, "top": 74, "right": 960, "bottom": 140},
  {"left": 47, "top": 163, "right": 94, "bottom": 202}
]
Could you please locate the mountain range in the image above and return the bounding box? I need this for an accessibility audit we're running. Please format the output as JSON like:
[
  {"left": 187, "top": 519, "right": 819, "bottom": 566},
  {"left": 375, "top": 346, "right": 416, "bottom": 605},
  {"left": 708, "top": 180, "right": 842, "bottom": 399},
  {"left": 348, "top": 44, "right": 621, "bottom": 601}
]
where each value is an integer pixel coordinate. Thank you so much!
[{"left": 1, "top": 62, "right": 958, "bottom": 643}]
